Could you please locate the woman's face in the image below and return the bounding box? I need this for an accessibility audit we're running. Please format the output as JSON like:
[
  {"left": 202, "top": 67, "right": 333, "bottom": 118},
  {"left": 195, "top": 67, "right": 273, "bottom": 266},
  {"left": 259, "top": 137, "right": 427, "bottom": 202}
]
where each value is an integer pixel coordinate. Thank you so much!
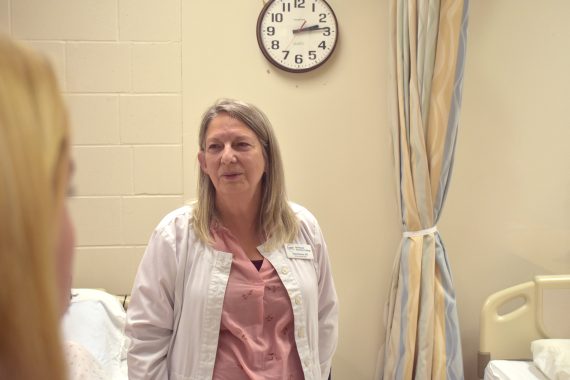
[
  {"left": 55, "top": 160, "right": 75, "bottom": 315},
  {"left": 198, "top": 114, "right": 266, "bottom": 202}
]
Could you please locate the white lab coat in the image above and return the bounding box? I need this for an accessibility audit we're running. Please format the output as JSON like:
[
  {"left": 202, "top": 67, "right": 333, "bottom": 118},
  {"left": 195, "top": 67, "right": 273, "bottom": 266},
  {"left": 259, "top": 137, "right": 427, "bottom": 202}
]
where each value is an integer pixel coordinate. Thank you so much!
[{"left": 126, "top": 203, "right": 338, "bottom": 380}]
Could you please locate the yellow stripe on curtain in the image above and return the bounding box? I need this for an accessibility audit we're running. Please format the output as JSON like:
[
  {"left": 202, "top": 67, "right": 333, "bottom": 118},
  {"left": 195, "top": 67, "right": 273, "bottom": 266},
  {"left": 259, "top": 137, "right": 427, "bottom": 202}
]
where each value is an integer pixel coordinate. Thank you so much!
[{"left": 379, "top": 0, "right": 470, "bottom": 379}]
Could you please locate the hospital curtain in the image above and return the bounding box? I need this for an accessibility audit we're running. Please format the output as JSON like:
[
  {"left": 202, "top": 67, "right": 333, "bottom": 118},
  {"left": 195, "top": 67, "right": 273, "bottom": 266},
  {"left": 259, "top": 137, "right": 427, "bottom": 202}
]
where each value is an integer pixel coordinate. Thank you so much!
[{"left": 379, "top": 0, "right": 469, "bottom": 379}]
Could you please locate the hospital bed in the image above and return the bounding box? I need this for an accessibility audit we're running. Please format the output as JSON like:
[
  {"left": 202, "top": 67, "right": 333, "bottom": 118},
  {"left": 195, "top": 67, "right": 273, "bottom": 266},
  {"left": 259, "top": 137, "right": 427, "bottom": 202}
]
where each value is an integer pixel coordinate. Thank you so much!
[
  {"left": 62, "top": 288, "right": 130, "bottom": 379},
  {"left": 478, "top": 275, "right": 570, "bottom": 380},
  {"left": 64, "top": 250, "right": 138, "bottom": 379}
]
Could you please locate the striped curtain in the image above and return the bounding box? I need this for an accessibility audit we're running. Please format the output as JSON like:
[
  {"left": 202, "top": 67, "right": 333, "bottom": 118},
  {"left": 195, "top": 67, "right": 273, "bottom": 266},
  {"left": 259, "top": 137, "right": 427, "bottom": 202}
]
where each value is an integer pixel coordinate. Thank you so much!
[{"left": 379, "top": 0, "right": 469, "bottom": 379}]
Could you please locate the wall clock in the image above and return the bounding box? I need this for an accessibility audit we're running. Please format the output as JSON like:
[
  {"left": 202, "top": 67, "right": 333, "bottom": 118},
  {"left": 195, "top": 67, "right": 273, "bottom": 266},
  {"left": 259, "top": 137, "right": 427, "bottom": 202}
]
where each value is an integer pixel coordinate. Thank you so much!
[{"left": 256, "top": 0, "right": 339, "bottom": 73}]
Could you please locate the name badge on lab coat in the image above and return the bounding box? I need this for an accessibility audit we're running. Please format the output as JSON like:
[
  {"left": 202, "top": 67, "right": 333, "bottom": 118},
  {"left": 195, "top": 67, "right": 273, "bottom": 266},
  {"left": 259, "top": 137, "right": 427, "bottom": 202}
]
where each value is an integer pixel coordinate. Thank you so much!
[{"left": 285, "top": 244, "right": 314, "bottom": 260}]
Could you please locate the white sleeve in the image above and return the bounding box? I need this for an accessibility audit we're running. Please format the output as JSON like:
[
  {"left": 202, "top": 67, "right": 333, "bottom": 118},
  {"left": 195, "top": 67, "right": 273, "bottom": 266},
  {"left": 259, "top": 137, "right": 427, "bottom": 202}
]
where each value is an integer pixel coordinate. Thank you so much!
[
  {"left": 313, "top": 221, "right": 339, "bottom": 380},
  {"left": 126, "top": 226, "right": 178, "bottom": 380}
]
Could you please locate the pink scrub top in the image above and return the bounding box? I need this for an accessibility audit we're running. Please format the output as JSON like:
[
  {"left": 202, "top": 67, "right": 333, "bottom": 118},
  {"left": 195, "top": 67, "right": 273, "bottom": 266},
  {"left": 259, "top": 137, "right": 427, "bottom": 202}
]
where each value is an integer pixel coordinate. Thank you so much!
[{"left": 211, "top": 224, "right": 304, "bottom": 380}]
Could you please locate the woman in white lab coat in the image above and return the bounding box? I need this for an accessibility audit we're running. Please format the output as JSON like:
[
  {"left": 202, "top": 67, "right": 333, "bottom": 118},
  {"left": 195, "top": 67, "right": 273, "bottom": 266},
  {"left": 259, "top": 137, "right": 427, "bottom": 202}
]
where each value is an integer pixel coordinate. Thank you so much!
[{"left": 126, "top": 99, "right": 338, "bottom": 380}]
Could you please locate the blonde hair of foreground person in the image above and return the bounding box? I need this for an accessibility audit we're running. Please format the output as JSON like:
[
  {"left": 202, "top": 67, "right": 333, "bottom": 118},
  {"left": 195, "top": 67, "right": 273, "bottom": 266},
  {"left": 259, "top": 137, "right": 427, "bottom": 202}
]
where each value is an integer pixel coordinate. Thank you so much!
[
  {"left": 0, "top": 36, "right": 70, "bottom": 380},
  {"left": 193, "top": 98, "right": 299, "bottom": 250}
]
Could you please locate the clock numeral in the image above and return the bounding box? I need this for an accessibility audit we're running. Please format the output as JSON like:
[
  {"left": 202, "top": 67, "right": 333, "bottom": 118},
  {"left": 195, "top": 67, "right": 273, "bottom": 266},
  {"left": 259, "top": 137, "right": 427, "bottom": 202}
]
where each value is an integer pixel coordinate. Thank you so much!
[
  {"left": 323, "top": 27, "right": 331, "bottom": 36},
  {"left": 295, "top": 54, "right": 303, "bottom": 64},
  {"left": 271, "top": 12, "right": 284, "bottom": 22},
  {"left": 282, "top": 50, "right": 290, "bottom": 60},
  {"left": 319, "top": 13, "right": 327, "bottom": 23},
  {"left": 294, "top": 0, "right": 305, "bottom": 8},
  {"left": 267, "top": 26, "right": 275, "bottom": 36},
  {"left": 271, "top": 40, "right": 280, "bottom": 49},
  {"left": 309, "top": 50, "right": 317, "bottom": 60},
  {"left": 312, "top": 3, "right": 316, "bottom": 12},
  {"left": 318, "top": 41, "right": 326, "bottom": 50},
  {"left": 282, "top": 3, "right": 291, "bottom": 12}
]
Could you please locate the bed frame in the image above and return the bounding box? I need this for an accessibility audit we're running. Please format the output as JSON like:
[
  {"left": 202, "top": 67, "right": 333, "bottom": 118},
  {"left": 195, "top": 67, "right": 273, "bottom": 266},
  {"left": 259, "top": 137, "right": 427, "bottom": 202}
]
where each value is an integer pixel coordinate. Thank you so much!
[
  {"left": 478, "top": 274, "right": 570, "bottom": 378},
  {"left": 114, "top": 294, "right": 131, "bottom": 310}
]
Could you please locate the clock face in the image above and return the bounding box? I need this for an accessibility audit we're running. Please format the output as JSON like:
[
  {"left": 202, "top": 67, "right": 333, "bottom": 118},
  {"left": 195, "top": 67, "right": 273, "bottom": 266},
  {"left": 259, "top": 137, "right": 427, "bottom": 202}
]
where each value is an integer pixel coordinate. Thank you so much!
[{"left": 256, "top": 0, "right": 339, "bottom": 73}]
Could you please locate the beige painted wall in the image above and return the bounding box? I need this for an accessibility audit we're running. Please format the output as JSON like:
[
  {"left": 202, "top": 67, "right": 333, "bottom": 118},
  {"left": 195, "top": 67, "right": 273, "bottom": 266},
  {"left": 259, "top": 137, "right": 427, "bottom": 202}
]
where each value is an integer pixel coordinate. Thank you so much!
[
  {"left": 1, "top": 0, "right": 185, "bottom": 293},
  {"left": 2, "top": 1, "right": 569, "bottom": 379}
]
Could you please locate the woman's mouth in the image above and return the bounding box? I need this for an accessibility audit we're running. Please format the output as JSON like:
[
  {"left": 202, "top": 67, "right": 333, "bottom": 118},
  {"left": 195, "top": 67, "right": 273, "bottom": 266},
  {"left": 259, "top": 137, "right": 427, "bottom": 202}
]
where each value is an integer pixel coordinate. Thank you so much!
[{"left": 221, "top": 172, "right": 242, "bottom": 180}]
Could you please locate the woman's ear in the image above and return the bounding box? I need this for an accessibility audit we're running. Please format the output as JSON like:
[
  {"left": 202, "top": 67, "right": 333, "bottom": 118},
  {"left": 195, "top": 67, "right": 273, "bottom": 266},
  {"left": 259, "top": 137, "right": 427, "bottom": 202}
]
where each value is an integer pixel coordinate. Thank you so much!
[{"left": 198, "top": 151, "right": 207, "bottom": 172}]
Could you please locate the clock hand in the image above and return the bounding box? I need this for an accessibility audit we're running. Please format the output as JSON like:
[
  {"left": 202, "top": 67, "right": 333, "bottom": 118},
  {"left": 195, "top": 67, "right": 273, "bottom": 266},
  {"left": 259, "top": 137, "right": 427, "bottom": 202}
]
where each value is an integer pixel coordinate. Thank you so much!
[
  {"left": 292, "top": 24, "right": 327, "bottom": 34},
  {"left": 285, "top": 20, "right": 306, "bottom": 50},
  {"left": 290, "top": 20, "right": 307, "bottom": 33}
]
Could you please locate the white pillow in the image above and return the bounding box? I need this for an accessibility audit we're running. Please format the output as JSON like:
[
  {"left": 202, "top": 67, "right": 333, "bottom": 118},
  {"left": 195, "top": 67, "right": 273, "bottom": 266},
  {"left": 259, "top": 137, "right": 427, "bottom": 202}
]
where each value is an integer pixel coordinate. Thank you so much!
[
  {"left": 532, "top": 339, "right": 570, "bottom": 380},
  {"left": 61, "top": 289, "right": 128, "bottom": 380}
]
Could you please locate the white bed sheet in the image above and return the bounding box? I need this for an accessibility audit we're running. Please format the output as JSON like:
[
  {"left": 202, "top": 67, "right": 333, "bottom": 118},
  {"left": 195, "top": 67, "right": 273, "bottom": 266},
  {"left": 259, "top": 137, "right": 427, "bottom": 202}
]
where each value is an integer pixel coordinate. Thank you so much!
[
  {"left": 61, "top": 289, "right": 128, "bottom": 380},
  {"left": 485, "top": 360, "right": 548, "bottom": 380}
]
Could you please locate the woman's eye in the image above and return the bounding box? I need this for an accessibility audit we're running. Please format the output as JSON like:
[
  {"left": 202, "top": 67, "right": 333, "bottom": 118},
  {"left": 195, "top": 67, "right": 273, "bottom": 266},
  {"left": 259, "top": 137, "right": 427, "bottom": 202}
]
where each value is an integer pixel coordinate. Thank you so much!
[
  {"left": 236, "top": 142, "right": 250, "bottom": 149},
  {"left": 207, "top": 144, "right": 221, "bottom": 151}
]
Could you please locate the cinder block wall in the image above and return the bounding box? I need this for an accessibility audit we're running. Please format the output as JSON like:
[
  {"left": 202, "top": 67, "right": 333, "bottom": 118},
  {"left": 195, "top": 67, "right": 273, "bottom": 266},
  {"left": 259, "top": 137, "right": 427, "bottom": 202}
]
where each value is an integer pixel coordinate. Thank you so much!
[{"left": 0, "top": 0, "right": 184, "bottom": 294}]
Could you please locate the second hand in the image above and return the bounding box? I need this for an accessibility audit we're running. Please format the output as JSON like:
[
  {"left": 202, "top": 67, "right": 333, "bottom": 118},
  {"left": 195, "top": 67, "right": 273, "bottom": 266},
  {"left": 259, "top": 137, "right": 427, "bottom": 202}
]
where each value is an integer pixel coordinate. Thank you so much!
[{"left": 286, "top": 19, "right": 307, "bottom": 50}]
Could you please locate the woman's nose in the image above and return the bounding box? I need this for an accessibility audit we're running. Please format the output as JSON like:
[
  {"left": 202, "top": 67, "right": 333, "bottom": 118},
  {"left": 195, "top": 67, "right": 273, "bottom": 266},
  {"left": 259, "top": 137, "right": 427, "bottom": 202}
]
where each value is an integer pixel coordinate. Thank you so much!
[{"left": 220, "top": 145, "right": 236, "bottom": 164}]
